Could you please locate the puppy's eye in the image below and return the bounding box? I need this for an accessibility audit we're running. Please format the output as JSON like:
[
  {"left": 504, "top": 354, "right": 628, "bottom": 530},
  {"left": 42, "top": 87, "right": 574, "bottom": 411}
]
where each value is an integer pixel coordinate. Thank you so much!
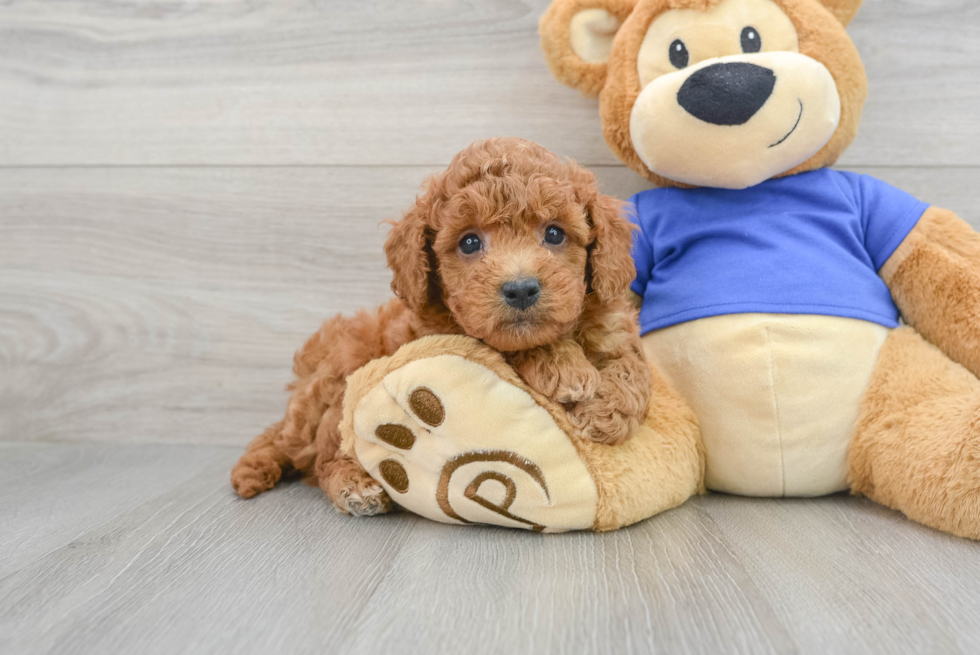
[
  {"left": 544, "top": 225, "right": 565, "bottom": 245},
  {"left": 741, "top": 27, "right": 762, "bottom": 53},
  {"left": 669, "top": 39, "right": 689, "bottom": 69},
  {"left": 459, "top": 233, "right": 483, "bottom": 255}
]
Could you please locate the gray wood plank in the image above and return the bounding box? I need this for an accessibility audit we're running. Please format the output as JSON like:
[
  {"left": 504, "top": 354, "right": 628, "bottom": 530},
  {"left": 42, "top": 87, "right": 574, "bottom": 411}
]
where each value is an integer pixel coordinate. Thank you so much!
[
  {"left": 0, "top": 442, "right": 236, "bottom": 579},
  {"left": 339, "top": 498, "right": 795, "bottom": 655},
  {"left": 0, "top": 167, "right": 410, "bottom": 445},
  {"left": 0, "top": 0, "right": 976, "bottom": 167},
  {"left": 0, "top": 450, "right": 418, "bottom": 655},
  {"left": 3, "top": 443, "right": 979, "bottom": 655},
  {"left": 1, "top": 165, "right": 976, "bottom": 446},
  {"left": 703, "top": 495, "right": 980, "bottom": 655}
]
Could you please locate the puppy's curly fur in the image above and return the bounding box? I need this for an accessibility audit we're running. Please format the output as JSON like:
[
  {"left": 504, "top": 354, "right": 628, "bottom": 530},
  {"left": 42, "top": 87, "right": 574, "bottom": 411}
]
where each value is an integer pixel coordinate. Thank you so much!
[{"left": 231, "top": 138, "right": 652, "bottom": 516}]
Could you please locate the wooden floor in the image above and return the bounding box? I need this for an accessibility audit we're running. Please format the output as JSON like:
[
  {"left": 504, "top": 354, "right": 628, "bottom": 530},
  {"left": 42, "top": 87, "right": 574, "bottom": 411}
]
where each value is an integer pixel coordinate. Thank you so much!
[{"left": 1, "top": 0, "right": 979, "bottom": 653}]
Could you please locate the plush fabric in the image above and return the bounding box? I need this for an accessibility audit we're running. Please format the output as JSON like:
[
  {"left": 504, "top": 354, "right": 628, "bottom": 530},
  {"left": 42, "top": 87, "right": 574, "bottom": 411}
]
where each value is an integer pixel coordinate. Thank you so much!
[
  {"left": 880, "top": 207, "right": 980, "bottom": 380},
  {"left": 571, "top": 9, "right": 625, "bottom": 64},
  {"left": 628, "top": 169, "right": 929, "bottom": 332},
  {"left": 347, "top": 353, "right": 601, "bottom": 532},
  {"left": 850, "top": 327, "right": 980, "bottom": 540},
  {"left": 644, "top": 313, "right": 888, "bottom": 496},
  {"left": 818, "top": 0, "right": 862, "bottom": 26},
  {"left": 540, "top": 0, "right": 637, "bottom": 97},
  {"left": 341, "top": 335, "right": 704, "bottom": 532}
]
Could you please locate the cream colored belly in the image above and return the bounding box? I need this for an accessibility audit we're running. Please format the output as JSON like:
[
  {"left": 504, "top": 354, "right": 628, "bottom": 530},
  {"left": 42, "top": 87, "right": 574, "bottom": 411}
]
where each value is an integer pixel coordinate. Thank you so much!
[{"left": 642, "top": 314, "right": 890, "bottom": 497}]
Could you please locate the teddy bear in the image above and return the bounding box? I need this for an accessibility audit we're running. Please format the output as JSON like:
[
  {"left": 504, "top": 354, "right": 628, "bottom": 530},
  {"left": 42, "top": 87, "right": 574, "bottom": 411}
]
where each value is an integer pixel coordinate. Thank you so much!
[{"left": 536, "top": 0, "right": 980, "bottom": 538}]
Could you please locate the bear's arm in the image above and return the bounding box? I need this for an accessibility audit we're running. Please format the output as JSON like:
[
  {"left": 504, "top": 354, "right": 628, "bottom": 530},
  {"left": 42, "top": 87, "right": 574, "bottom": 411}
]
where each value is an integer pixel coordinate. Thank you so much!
[{"left": 880, "top": 206, "right": 980, "bottom": 377}]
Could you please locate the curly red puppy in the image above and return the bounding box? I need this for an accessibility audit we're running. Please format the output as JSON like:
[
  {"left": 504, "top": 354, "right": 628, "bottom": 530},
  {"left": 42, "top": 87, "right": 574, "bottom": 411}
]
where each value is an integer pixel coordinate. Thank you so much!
[{"left": 231, "top": 138, "right": 652, "bottom": 516}]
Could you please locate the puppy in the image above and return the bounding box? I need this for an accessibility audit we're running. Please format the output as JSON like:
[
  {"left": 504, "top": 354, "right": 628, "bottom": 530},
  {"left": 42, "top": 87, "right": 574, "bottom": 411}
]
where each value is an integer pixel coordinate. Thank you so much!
[{"left": 231, "top": 138, "right": 652, "bottom": 516}]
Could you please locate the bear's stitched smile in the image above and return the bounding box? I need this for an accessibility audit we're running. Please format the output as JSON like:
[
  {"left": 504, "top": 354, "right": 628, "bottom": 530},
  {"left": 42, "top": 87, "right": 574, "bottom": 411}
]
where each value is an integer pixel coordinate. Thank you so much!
[{"left": 770, "top": 99, "right": 804, "bottom": 148}]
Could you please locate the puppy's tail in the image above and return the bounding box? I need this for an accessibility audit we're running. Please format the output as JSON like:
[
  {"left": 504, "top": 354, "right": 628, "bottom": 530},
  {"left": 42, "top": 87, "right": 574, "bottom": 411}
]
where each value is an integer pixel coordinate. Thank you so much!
[{"left": 231, "top": 421, "right": 291, "bottom": 499}]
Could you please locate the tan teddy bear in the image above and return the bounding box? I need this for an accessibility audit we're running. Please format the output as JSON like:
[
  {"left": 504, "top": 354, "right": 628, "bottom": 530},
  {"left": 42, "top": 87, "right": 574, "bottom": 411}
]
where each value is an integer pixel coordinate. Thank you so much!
[{"left": 539, "top": 0, "right": 980, "bottom": 538}]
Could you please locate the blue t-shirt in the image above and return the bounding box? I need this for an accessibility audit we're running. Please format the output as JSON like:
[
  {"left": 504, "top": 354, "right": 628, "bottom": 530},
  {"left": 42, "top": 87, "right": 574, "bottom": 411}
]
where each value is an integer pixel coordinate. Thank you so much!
[{"left": 628, "top": 169, "right": 929, "bottom": 334}]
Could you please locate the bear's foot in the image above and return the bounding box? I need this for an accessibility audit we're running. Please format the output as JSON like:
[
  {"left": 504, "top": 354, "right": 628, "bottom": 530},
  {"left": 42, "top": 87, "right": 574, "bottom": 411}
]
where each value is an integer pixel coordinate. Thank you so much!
[{"left": 340, "top": 338, "right": 600, "bottom": 533}]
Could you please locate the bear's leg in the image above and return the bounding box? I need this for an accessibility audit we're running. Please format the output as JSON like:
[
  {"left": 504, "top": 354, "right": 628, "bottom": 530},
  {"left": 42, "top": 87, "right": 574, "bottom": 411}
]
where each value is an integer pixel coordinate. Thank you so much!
[{"left": 850, "top": 327, "right": 980, "bottom": 539}]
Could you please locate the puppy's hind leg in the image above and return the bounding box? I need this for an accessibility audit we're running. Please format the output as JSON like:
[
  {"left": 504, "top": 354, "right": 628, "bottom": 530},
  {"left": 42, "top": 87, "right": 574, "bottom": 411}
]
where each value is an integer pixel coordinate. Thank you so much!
[{"left": 231, "top": 422, "right": 291, "bottom": 499}]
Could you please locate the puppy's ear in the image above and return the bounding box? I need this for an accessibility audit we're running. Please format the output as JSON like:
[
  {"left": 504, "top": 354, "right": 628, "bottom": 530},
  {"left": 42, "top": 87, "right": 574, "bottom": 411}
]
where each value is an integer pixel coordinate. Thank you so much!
[
  {"left": 586, "top": 193, "right": 635, "bottom": 304},
  {"left": 539, "top": 0, "right": 637, "bottom": 97},
  {"left": 817, "top": 0, "right": 863, "bottom": 26},
  {"left": 384, "top": 197, "right": 441, "bottom": 314}
]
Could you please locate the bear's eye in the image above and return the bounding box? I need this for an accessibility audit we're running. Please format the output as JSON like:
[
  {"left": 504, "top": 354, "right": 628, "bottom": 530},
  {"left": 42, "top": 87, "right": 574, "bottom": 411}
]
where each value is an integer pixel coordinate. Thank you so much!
[
  {"left": 669, "top": 39, "right": 689, "bottom": 69},
  {"left": 459, "top": 233, "right": 483, "bottom": 255},
  {"left": 741, "top": 27, "right": 762, "bottom": 53},
  {"left": 544, "top": 225, "right": 565, "bottom": 245}
]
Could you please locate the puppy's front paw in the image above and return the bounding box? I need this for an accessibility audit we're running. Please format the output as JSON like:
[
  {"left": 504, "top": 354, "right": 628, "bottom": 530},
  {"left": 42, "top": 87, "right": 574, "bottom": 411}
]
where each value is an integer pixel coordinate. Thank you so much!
[
  {"left": 511, "top": 342, "right": 600, "bottom": 405},
  {"left": 553, "top": 364, "right": 601, "bottom": 404},
  {"left": 325, "top": 464, "right": 393, "bottom": 517},
  {"left": 339, "top": 481, "right": 392, "bottom": 517},
  {"left": 568, "top": 395, "right": 638, "bottom": 446}
]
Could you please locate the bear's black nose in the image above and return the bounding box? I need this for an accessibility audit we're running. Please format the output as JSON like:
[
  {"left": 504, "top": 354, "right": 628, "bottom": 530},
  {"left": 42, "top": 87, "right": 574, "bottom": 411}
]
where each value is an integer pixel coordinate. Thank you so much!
[
  {"left": 677, "top": 62, "right": 776, "bottom": 126},
  {"left": 501, "top": 277, "right": 541, "bottom": 310}
]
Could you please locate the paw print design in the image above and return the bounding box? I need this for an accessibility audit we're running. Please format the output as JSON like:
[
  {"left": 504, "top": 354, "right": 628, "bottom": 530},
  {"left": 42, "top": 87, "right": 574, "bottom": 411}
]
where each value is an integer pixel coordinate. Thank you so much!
[{"left": 346, "top": 353, "right": 600, "bottom": 532}]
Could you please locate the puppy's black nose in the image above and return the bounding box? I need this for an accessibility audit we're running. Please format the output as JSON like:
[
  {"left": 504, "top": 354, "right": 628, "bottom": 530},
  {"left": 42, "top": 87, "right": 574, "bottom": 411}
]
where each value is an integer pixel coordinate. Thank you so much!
[
  {"left": 501, "top": 277, "right": 541, "bottom": 310},
  {"left": 677, "top": 62, "right": 776, "bottom": 126}
]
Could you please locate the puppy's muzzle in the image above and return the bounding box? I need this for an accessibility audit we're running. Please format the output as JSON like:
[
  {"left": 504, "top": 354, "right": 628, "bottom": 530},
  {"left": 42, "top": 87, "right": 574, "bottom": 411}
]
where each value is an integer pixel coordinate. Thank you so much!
[{"left": 501, "top": 277, "right": 541, "bottom": 310}]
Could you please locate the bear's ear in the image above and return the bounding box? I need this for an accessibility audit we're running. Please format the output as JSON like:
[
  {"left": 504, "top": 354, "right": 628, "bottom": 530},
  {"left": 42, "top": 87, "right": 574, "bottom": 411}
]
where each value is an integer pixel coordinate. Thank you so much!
[
  {"left": 539, "top": 0, "right": 637, "bottom": 97},
  {"left": 817, "top": 0, "right": 863, "bottom": 27}
]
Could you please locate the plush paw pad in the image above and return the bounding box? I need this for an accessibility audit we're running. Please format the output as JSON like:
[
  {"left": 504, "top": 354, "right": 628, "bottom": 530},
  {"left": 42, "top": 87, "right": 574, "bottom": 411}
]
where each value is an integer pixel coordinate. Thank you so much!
[{"left": 347, "top": 355, "right": 599, "bottom": 532}]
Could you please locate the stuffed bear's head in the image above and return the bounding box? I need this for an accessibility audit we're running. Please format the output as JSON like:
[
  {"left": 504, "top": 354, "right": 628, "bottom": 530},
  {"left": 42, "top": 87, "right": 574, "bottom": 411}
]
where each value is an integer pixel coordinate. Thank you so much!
[{"left": 541, "top": 0, "right": 867, "bottom": 189}]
